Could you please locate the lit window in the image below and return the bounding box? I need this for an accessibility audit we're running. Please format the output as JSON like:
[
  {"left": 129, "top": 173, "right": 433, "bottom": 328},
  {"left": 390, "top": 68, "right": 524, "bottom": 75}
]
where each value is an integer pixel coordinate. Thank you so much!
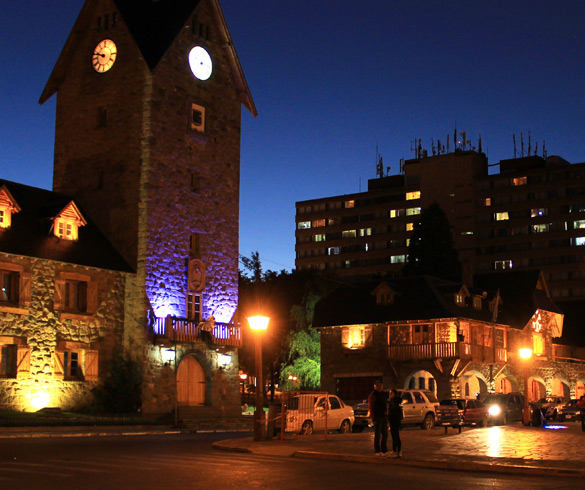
[
  {"left": 328, "top": 247, "right": 340, "bottom": 255},
  {"left": 314, "top": 234, "right": 325, "bottom": 242},
  {"left": 455, "top": 294, "right": 465, "bottom": 306},
  {"left": 389, "top": 210, "right": 398, "bottom": 218},
  {"left": 342, "top": 326, "right": 371, "bottom": 349},
  {"left": 298, "top": 221, "right": 311, "bottom": 229},
  {"left": 342, "top": 230, "right": 356, "bottom": 238},
  {"left": 191, "top": 103, "right": 205, "bottom": 132},
  {"left": 0, "top": 186, "right": 21, "bottom": 229},
  {"left": 344, "top": 200, "right": 355, "bottom": 208},
  {"left": 406, "top": 191, "right": 421, "bottom": 200},
  {"left": 391, "top": 255, "right": 406, "bottom": 264},
  {"left": 533, "top": 333, "right": 544, "bottom": 355},
  {"left": 482, "top": 198, "right": 492, "bottom": 207},
  {"left": 53, "top": 202, "right": 86, "bottom": 240},
  {"left": 473, "top": 297, "right": 482, "bottom": 309},
  {"left": 406, "top": 207, "right": 421, "bottom": 216},
  {"left": 312, "top": 219, "right": 326, "bottom": 228},
  {"left": 406, "top": 223, "right": 414, "bottom": 231},
  {"left": 359, "top": 228, "right": 372, "bottom": 236},
  {"left": 512, "top": 176, "right": 527, "bottom": 186},
  {"left": 531, "top": 224, "right": 549, "bottom": 233},
  {"left": 494, "top": 260, "right": 513, "bottom": 270},
  {"left": 0, "top": 210, "right": 4, "bottom": 227},
  {"left": 571, "top": 237, "right": 585, "bottom": 246},
  {"left": 573, "top": 220, "right": 585, "bottom": 229},
  {"left": 531, "top": 208, "right": 547, "bottom": 217},
  {"left": 494, "top": 212, "right": 509, "bottom": 221}
]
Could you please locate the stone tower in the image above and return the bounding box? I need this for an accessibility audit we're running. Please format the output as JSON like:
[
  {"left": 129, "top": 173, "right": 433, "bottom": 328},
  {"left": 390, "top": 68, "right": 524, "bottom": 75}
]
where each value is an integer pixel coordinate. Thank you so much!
[{"left": 40, "top": 0, "right": 256, "bottom": 415}]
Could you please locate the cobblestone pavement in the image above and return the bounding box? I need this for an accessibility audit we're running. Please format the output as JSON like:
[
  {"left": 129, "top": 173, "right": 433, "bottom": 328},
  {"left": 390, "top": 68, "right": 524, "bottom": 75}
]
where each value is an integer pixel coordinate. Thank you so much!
[{"left": 214, "top": 421, "right": 585, "bottom": 477}]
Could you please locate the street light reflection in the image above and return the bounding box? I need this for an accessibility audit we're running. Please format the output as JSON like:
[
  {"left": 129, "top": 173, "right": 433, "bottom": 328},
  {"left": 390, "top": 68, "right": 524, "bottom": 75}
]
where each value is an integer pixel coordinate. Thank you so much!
[{"left": 487, "top": 426, "right": 503, "bottom": 457}]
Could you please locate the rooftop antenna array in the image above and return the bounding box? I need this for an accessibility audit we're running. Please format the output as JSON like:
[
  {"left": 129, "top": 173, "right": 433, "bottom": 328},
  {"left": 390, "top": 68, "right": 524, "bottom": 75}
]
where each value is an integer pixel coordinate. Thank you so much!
[
  {"left": 375, "top": 145, "right": 390, "bottom": 178},
  {"left": 512, "top": 132, "right": 547, "bottom": 159}
]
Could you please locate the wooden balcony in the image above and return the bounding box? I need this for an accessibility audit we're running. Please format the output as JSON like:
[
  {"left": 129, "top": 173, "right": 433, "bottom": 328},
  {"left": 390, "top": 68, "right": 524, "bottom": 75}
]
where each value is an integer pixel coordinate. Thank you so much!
[
  {"left": 388, "top": 342, "right": 507, "bottom": 363},
  {"left": 153, "top": 316, "right": 242, "bottom": 347}
]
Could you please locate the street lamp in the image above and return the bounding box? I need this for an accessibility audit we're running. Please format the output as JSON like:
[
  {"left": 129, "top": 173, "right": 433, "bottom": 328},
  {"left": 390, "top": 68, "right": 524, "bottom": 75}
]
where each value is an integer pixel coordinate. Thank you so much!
[
  {"left": 247, "top": 315, "right": 269, "bottom": 441},
  {"left": 519, "top": 347, "right": 533, "bottom": 425}
]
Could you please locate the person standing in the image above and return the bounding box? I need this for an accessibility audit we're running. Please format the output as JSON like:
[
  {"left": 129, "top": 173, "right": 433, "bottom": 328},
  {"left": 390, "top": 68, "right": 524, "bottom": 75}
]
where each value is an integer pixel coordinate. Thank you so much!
[
  {"left": 577, "top": 395, "right": 585, "bottom": 432},
  {"left": 388, "top": 389, "right": 403, "bottom": 457},
  {"left": 368, "top": 380, "right": 388, "bottom": 456}
]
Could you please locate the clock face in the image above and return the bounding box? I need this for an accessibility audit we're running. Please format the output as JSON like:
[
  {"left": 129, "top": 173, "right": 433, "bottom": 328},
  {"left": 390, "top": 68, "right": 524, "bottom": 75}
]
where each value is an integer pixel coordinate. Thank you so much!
[
  {"left": 92, "top": 39, "right": 117, "bottom": 73},
  {"left": 189, "top": 46, "right": 212, "bottom": 80}
]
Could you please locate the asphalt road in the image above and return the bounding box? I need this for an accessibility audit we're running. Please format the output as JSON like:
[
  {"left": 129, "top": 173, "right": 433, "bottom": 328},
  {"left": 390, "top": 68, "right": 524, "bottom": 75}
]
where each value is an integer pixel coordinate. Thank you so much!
[{"left": 0, "top": 432, "right": 581, "bottom": 489}]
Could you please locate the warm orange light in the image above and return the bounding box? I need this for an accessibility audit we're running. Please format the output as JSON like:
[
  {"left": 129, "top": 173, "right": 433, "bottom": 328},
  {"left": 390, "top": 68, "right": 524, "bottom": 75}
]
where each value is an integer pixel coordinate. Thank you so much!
[
  {"left": 519, "top": 348, "right": 533, "bottom": 359},
  {"left": 247, "top": 315, "right": 269, "bottom": 330}
]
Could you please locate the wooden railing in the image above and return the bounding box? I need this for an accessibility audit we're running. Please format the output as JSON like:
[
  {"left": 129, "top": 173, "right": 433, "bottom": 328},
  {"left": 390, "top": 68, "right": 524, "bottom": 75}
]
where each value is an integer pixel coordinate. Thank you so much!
[
  {"left": 388, "top": 342, "right": 505, "bottom": 363},
  {"left": 152, "top": 316, "right": 241, "bottom": 347}
]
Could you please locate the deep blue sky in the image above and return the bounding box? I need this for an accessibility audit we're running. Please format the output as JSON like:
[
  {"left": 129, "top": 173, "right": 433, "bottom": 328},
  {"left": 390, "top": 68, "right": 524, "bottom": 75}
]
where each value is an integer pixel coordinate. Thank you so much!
[{"left": 2, "top": 1, "right": 585, "bottom": 273}]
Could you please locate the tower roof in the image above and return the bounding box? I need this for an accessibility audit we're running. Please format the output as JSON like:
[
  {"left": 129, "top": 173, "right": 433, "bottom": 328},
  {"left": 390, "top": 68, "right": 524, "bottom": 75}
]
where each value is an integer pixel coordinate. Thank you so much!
[{"left": 39, "top": 0, "right": 256, "bottom": 116}]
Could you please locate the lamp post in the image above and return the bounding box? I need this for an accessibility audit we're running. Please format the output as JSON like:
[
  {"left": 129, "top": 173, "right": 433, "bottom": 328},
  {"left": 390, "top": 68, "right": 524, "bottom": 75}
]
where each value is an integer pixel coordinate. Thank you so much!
[
  {"left": 519, "top": 347, "right": 533, "bottom": 425},
  {"left": 247, "top": 315, "right": 269, "bottom": 441}
]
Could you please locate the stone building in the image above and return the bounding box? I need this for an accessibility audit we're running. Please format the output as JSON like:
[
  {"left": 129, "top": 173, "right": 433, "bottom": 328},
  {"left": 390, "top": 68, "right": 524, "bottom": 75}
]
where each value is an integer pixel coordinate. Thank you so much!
[
  {"left": 1, "top": 0, "right": 254, "bottom": 420},
  {"left": 314, "top": 271, "right": 585, "bottom": 406}
]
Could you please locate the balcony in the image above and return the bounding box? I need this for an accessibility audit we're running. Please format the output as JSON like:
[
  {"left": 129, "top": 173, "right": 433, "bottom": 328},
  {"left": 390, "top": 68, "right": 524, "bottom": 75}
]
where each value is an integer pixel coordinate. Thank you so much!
[
  {"left": 388, "top": 342, "right": 507, "bottom": 363},
  {"left": 152, "top": 316, "right": 242, "bottom": 347}
]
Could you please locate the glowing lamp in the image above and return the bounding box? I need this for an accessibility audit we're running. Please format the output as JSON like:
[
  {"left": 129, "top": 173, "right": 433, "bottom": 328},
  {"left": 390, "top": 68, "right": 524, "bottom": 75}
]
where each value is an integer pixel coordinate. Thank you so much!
[
  {"left": 247, "top": 315, "right": 269, "bottom": 330},
  {"left": 218, "top": 353, "right": 232, "bottom": 368},
  {"left": 519, "top": 348, "right": 532, "bottom": 359}
]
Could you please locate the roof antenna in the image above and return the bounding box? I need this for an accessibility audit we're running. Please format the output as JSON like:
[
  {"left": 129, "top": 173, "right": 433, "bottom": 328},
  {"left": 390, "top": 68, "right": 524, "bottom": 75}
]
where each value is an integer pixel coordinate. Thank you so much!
[{"left": 513, "top": 134, "right": 516, "bottom": 158}]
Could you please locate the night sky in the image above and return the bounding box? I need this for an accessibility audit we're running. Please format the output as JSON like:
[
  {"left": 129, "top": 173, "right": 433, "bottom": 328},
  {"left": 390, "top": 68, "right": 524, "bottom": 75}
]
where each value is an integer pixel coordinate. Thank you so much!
[{"left": 2, "top": 1, "right": 585, "bottom": 272}]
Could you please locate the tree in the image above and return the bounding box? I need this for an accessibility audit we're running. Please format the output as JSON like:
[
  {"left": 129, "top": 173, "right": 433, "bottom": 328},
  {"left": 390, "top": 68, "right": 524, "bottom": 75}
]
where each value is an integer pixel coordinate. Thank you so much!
[
  {"left": 403, "top": 202, "right": 462, "bottom": 281},
  {"left": 280, "top": 327, "right": 320, "bottom": 391}
]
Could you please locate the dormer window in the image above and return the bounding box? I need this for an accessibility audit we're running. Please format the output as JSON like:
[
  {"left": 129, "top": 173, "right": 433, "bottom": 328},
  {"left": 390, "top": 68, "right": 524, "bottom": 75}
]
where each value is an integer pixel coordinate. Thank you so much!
[
  {"left": 455, "top": 294, "right": 465, "bottom": 306},
  {"left": 0, "top": 185, "right": 21, "bottom": 229},
  {"left": 473, "top": 296, "right": 482, "bottom": 309},
  {"left": 52, "top": 201, "right": 86, "bottom": 241}
]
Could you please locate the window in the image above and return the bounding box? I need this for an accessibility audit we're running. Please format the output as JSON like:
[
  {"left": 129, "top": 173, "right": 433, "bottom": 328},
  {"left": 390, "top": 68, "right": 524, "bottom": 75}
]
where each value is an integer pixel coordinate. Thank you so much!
[
  {"left": 298, "top": 221, "right": 311, "bottom": 229},
  {"left": 312, "top": 219, "right": 326, "bottom": 228},
  {"left": 531, "top": 208, "right": 547, "bottom": 217},
  {"left": 494, "top": 260, "right": 513, "bottom": 270},
  {"left": 53, "top": 202, "right": 85, "bottom": 241},
  {"left": 359, "top": 228, "right": 372, "bottom": 237},
  {"left": 191, "top": 103, "right": 205, "bottom": 132},
  {"left": 390, "top": 255, "right": 405, "bottom": 264},
  {"left": 0, "top": 345, "right": 16, "bottom": 377},
  {"left": 0, "top": 210, "right": 4, "bottom": 227},
  {"left": 406, "top": 223, "right": 414, "bottom": 231},
  {"left": 481, "top": 197, "right": 492, "bottom": 207},
  {"left": 406, "top": 191, "right": 421, "bottom": 200},
  {"left": 342, "top": 230, "right": 356, "bottom": 238},
  {"left": 494, "top": 212, "right": 509, "bottom": 221},
  {"left": 531, "top": 224, "right": 549, "bottom": 233},
  {"left": 571, "top": 237, "right": 585, "bottom": 246},
  {"left": 406, "top": 207, "right": 421, "bottom": 216},
  {"left": 0, "top": 269, "right": 18, "bottom": 304},
  {"left": 327, "top": 247, "right": 340, "bottom": 255},
  {"left": 53, "top": 344, "right": 98, "bottom": 381},
  {"left": 341, "top": 326, "right": 371, "bottom": 349},
  {"left": 455, "top": 294, "right": 465, "bottom": 306},
  {"left": 189, "top": 233, "right": 201, "bottom": 257},
  {"left": 187, "top": 293, "right": 201, "bottom": 322},
  {"left": 473, "top": 297, "right": 482, "bottom": 309},
  {"left": 573, "top": 220, "right": 585, "bottom": 229},
  {"left": 512, "top": 176, "right": 527, "bottom": 186},
  {"left": 190, "top": 171, "right": 200, "bottom": 191},
  {"left": 54, "top": 273, "right": 96, "bottom": 316},
  {"left": 344, "top": 200, "right": 355, "bottom": 208},
  {"left": 314, "top": 234, "right": 325, "bottom": 242},
  {"left": 533, "top": 333, "right": 545, "bottom": 355},
  {"left": 412, "top": 324, "right": 430, "bottom": 343},
  {"left": 58, "top": 221, "right": 73, "bottom": 239}
]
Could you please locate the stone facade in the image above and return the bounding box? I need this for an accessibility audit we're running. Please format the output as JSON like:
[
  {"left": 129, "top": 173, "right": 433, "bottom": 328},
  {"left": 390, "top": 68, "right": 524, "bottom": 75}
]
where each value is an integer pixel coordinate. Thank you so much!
[{"left": 0, "top": 252, "right": 126, "bottom": 411}]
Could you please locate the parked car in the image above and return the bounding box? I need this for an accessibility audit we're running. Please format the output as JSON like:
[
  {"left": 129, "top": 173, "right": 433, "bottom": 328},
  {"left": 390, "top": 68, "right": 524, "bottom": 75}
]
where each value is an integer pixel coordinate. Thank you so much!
[
  {"left": 352, "top": 389, "right": 439, "bottom": 431},
  {"left": 482, "top": 393, "right": 524, "bottom": 425},
  {"left": 557, "top": 399, "right": 582, "bottom": 422},
  {"left": 532, "top": 396, "right": 566, "bottom": 420},
  {"left": 400, "top": 389, "right": 440, "bottom": 430},
  {"left": 284, "top": 394, "right": 354, "bottom": 435},
  {"left": 439, "top": 398, "right": 489, "bottom": 427}
]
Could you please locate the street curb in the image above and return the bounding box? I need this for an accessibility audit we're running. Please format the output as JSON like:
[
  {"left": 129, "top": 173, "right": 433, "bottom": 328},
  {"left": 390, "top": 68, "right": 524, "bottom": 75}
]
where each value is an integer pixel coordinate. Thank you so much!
[{"left": 291, "top": 450, "right": 585, "bottom": 478}]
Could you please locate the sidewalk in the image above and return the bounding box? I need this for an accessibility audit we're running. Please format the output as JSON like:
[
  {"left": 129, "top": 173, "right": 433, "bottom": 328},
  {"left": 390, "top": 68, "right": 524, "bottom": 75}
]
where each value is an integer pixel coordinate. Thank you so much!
[{"left": 213, "top": 423, "right": 585, "bottom": 478}]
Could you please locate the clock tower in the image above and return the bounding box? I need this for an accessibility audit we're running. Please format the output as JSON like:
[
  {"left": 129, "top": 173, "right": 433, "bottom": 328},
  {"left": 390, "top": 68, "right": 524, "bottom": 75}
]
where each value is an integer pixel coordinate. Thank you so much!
[{"left": 40, "top": 0, "right": 256, "bottom": 415}]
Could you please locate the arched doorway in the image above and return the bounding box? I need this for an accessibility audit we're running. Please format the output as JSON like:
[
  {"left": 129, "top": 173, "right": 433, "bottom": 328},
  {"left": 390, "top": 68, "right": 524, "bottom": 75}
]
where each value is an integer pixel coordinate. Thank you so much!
[
  {"left": 176, "top": 356, "right": 206, "bottom": 406},
  {"left": 406, "top": 370, "right": 436, "bottom": 395}
]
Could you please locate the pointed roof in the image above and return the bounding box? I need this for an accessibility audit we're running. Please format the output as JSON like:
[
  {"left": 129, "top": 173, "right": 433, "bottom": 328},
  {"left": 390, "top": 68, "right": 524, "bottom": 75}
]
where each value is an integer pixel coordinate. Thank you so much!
[
  {"left": 0, "top": 179, "right": 132, "bottom": 272},
  {"left": 0, "top": 185, "right": 21, "bottom": 213},
  {"left": 39, "top": 0, "right": 256, "bottom": 115}
]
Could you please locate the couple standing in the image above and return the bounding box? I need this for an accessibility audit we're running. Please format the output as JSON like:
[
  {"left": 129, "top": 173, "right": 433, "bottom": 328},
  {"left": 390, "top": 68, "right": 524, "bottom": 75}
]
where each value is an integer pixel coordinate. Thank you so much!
[{"left": 368, "top": 380, "right": 402, "bottom": 457}]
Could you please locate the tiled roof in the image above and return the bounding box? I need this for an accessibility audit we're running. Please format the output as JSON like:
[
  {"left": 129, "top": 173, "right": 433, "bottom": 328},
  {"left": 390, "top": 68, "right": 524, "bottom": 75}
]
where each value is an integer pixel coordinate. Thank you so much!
[{"left": 0, "top": 179, "right": 133, "bottom": 272}]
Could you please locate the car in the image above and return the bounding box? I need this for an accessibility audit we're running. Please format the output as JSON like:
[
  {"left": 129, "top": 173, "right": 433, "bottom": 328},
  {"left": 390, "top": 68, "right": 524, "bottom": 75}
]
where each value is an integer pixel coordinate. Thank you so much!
[
  {"left": 482, "top": 393, "right": 525, "bottom": 425},
  {"left": 532, "top": 396, "right": 566, "bottom": 420},
  {"left": 352, "top": 389, "right": 439, "bottom": 431},
  {"left": 284, "top": 394, "right": 354, "bottom": 435},
  {"left": 557, "top": 399, "right": 582, "bottom": 422},
  {"left": 439, "top": 398, "right": 489, "bottom": 427}
]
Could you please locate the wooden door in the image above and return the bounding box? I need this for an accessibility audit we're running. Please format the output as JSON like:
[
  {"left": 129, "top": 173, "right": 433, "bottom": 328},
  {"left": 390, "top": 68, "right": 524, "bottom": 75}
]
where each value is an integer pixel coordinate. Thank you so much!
[{"left": 177, "top": 356, "right": 205, "bottom": 406}]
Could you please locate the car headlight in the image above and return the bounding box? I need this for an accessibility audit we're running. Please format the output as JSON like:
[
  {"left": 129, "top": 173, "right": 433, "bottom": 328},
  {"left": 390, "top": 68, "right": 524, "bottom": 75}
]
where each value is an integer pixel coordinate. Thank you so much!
[{"left": 488, "top": 405, "right": 501, "bottom": 417}]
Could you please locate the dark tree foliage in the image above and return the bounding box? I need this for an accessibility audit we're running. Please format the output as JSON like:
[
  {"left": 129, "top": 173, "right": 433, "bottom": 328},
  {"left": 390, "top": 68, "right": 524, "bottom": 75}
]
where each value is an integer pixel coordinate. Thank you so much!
[
  {"left": 90, "top": 354, "right": 143, "bottom": 414},
  {"left": 402, "top": 202, "right": 462, "bottom": 281},
  {"left": 238, "top": 252, "right": 337, "bottom": 397}
]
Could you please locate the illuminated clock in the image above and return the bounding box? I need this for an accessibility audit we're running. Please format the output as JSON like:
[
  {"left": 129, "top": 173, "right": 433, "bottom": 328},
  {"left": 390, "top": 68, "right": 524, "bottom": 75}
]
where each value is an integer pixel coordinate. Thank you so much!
[
  {"left": 92, "top": 39, "right": 117, "bottom": 73},
  {"left": 189, "top": 46, "right": 212, "bottom": 80}
]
